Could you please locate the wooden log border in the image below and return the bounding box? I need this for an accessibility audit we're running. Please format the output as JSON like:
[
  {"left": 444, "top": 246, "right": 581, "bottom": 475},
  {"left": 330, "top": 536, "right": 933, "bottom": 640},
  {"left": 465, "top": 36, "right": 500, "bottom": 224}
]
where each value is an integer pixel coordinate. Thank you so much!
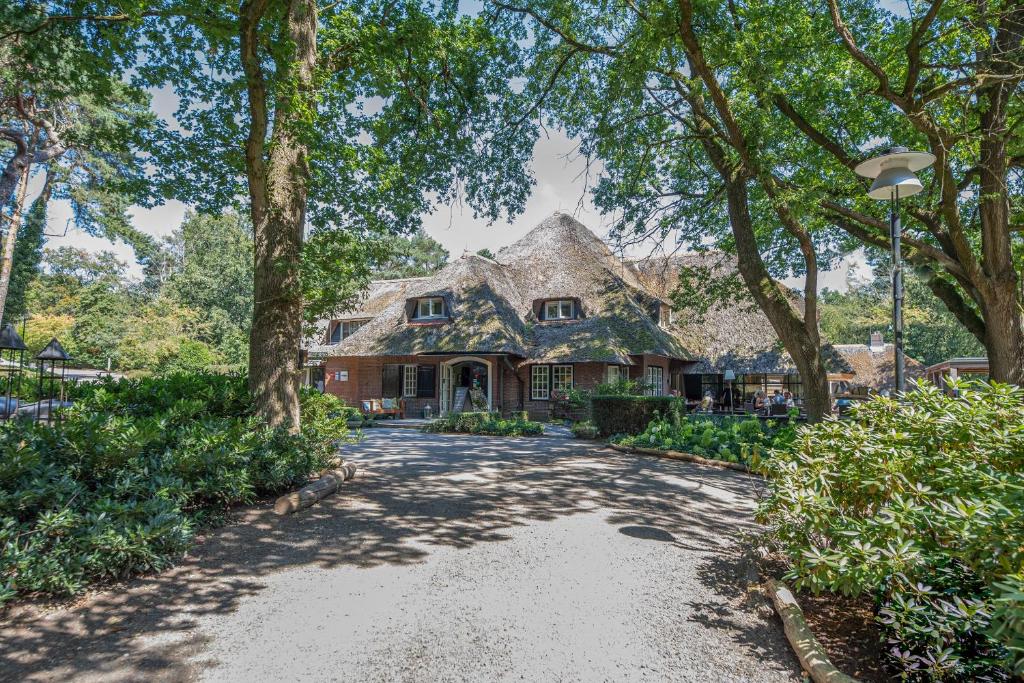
[
  {"left": 605, "top": 442, "right": 756, "bottom": 474},
  {"left": 274, "top": 462, "right": 358, "bottom": 515},
  {"left": 766, "top": 579, "right": 860, "bottom": 683}
]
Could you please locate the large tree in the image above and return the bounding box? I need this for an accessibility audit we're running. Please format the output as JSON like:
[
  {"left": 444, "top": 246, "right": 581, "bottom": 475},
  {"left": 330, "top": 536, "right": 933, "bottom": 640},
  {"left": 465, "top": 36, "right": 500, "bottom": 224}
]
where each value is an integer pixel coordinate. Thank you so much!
[
  {"left": 0, "top": 7, "right": 159, "bottom": 321},
  {"left": 497, "top": 0, "right": 848, "bottom": 420},
  {"left": 704, "top": 0, "right": 1024, "bottom": 384},
  {"left": 9, "top": 1, "right": 536, "bottom": 430},
  {"left": 373, "top": 229, "right": 450, "bottom": 279}
]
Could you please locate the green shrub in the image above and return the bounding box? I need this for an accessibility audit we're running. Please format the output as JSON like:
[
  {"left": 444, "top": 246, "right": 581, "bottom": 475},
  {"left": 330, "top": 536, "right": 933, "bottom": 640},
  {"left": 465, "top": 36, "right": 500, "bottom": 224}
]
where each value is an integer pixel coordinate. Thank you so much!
[
  {"left": 422, "top": 411, "right": 544, "bottom": 436},
  {"left": 616, "top": 414, "right": 794, "bottom": 465},
  {"left": 758, "top": 381, "right": 1024, "bottom": 679},
  {"left": 0, "top": 373, "right": 354, "bottom": 606},
  {"left": 593, "top": 378, "right": 650, "bottom": 396},
  {"left": 590, "top": 395, "right": 682, "bottom": 436},
  {"left": 570, "top": 420, "right": 599, "bottom": 439}
]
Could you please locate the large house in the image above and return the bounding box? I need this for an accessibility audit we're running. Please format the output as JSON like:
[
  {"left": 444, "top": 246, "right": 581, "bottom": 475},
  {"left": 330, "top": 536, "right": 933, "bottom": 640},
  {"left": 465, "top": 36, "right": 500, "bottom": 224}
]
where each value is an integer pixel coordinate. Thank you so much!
[{"left": 305, "top": 213, "right": 911, "bottom": 418}]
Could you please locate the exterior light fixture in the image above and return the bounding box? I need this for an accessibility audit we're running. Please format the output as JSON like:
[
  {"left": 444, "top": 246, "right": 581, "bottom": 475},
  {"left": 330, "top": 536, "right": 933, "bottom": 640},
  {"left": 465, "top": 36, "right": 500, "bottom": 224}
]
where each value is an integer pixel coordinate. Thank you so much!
[
  {"left": 854, "top": 147, "right": 935, "bottom": 393},
  {"left": 0, "top": 323, "right": 27, "bottom": 419},
  {"left": 722, "top": 369, "right": 736, "bottom": 412}
]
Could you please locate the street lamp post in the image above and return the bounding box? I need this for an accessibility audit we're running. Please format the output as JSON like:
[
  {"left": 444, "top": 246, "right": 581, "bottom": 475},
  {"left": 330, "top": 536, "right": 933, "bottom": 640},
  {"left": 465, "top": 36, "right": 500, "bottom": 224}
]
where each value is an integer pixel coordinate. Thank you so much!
[{"left": 854, "top": 147, "right": 935, "bottom": 394}]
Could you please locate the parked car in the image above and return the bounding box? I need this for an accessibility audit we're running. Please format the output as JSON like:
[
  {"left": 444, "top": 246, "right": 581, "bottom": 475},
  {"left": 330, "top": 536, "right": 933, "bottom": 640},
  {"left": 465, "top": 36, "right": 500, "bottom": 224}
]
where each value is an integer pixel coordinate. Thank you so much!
[
  {"left": 14, "top": 400, "right": 73, "bottom": 421},
  {"left": 0, "top": 396, "right": 19, "bottom": 418}
]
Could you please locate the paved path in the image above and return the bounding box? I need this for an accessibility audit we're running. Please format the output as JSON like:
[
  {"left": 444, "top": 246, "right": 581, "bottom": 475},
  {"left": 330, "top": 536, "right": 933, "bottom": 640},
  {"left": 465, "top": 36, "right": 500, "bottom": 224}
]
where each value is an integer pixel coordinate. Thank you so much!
[{"left": 1, "top": 428, "right": 800, "bottom": 682}]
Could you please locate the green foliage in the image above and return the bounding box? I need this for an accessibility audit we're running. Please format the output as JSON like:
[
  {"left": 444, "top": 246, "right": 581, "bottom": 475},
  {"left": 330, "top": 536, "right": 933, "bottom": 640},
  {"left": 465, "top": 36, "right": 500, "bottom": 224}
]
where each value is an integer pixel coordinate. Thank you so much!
[
  {"left": 372, "top": 230, "right": 450, "bottom": 280},
  {"left": 758, "top": 382, "right": 1024, "bottom": 679},
  {"left": 551, "top": 386, "right": 590, "bottom": 420},
  {"left": 21, "top": 211, "right": 254, "bottom": 374},
  {"left": 0, "top": 373, "right": 353, "bottom": 605},
  {"left": 820, "top": 272, "right": 985, "bottom": 367},
  {"left": 422, "top": 411, "right": 544, "bottom": 436},
  {"left": 617, "top": 414, "right": 795, "bottom": 465},
  {"left": 3, "top": 192, "right": 47, "bottom": 325},
  {"left": 590, "top": 395, "right": 681, "bottom": 437},
  {"left": 593, "top": 378, "right": 650, "bottom": 396},
  {"left": 570, "top": 420, "right": 599, "bottom": 439}
]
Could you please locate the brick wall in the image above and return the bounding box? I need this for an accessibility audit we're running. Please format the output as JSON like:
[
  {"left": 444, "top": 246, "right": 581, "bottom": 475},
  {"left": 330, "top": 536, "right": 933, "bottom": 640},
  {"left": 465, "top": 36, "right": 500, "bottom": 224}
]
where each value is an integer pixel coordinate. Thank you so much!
[
  {"left": 320, "top": 354, "right": 674, "bottom": 419},
  {"left": 324, "top": 355, "right": 443, "bottom": 418}
]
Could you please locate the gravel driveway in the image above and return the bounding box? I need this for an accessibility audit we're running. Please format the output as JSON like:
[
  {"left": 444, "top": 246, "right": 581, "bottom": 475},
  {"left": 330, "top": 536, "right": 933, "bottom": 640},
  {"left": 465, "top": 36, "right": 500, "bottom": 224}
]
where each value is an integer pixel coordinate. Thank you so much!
[{"left": 1, "top": 427, "right": 800, "bottom": 682}]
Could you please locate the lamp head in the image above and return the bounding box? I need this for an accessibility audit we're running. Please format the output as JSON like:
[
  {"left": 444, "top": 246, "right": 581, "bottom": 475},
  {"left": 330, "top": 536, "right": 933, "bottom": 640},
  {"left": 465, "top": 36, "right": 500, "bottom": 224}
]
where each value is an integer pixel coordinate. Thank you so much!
[
  {"left": 854, "top": 147, "right": 936, "bottom": 201},
  {"left": 868, "top": 165, "right": 924, "bottom": 199}
]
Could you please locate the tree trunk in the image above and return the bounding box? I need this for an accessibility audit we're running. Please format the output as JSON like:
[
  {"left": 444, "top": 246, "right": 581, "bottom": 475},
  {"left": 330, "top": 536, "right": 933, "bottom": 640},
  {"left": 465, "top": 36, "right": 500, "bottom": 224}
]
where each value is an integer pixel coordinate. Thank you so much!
[
  {"left": 979, "top": 282, "right": 1024, "bottom": 385},
  {"left": 0, "top": 164, "right": 32, "bottom": 323},
  {"left": 0, "top": 132, "right": 31, "bottom": 208},
  {"left": 241, "top": 0, "right": 317, "bottom": 432},
  {"left": 724, "top": 181, "right": 832, "bottom": 422}
]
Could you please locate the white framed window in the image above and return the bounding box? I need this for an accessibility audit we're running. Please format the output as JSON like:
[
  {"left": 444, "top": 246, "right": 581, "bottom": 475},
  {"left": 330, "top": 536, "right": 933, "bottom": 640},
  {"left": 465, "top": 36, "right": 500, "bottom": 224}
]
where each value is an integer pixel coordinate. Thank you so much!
[
  {"left": 416, "top": 297, "right": 445, "bottom": 319},
  {"left": 552, "top": 365, "right": 573, "bottom": 393},
  {"left": 646, "top": 367, "right": 665, "bottom": 396},
  {"left": 531, "top": 365, "right": 550, "bottom": 400},
  {"left": 329, "top": 319, "right": 367, "bottom": 344},
  {"left": 342, "top": 320, "right": 365, "bottom": 337},
  {"left": 544, "top": 299, "right": 574, "bottom": 320},
  {"left": 403, "top": 364, "right": 417, "bottom": 397},
  {"left": 607, "top": 365, "right": 623, "bottom": 383}
]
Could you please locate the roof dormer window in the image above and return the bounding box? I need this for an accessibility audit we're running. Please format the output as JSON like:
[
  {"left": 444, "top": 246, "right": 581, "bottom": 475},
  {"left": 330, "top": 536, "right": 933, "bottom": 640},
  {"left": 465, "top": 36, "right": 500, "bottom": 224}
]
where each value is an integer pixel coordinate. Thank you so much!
[
  {"left": 328, "top": 319, "right": 367, "bottom": 344},
  {"left": 544, "top": 299, "right": 575, "bottom": 320},
  {"left": 415, "top": 297, "right": 445, "bottom": 319}
]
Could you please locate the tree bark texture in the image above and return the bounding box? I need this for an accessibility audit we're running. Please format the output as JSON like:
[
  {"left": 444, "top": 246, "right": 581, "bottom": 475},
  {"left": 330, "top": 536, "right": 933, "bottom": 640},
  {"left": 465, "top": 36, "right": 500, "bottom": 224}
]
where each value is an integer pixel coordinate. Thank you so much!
[
  {"left": 240, "top": 0, "right": 317, "bottom": 432},
  {"left": 0, "top": 130, "right": 32, "bottom": 208},
  {"left": 0, "top": 164, "right": 32, "bottom": 323}
]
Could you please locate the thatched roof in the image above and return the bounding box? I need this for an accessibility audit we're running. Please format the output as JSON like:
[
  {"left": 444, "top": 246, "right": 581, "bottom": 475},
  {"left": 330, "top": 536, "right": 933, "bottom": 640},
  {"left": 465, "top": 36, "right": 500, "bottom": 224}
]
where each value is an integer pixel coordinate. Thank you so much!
[
  {"left": 310, "top": 213, "right": 691, "bottom": 363},
  {"left": 630, "top": 253, "right": 800, "bottom": 373},
  {"left": 310, "top": 214, "right": 912, "bottom": 388},
  {"left": 311, "top": 253, "right": 531, "bottom": 357},
  {"left": 831, "top": 342, "right": 925, "bottom": 390}
]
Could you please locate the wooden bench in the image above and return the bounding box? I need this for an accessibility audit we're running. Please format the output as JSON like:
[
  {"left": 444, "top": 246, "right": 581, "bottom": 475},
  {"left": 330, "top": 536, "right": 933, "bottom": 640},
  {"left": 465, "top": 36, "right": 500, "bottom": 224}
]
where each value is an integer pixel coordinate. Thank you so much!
[{"left": 361, "top": 398, "right": 406, "bottom": 419}]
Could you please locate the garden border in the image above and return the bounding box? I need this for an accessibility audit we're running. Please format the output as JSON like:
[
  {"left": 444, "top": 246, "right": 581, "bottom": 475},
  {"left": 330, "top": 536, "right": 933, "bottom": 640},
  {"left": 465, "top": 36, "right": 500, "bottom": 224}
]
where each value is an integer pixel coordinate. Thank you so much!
[{"left": 606, "top": 442, "right": 756, "bottom": 474}]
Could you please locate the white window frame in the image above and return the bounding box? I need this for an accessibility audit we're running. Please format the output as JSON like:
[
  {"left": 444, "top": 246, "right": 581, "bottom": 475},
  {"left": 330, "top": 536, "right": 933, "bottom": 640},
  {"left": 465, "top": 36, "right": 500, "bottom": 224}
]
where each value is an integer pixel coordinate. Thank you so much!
[
  {"left": 417, "top": 297, "right": 445, "bottom": 319},
  {"left": 544, "top": 299, "right": 574, "bottom": 320},
  {"left": 552, "top": 364, "right": 573, "bottom": 393},
  {"left": 607, "top": 365, "right": 623, "bottom": 383},
  {"left": 403, "top": 364, "right": 417, "bottom": 397},
  {"left": 646, "top": 366, "right": 665, "bottom": 396},
  {"left": 342, "top": 320, "right": 365, "bottom": 338},
  {"left": 329, "top": 322, "right": 342, "bottom": 344},
  {"left": 531, "top": 365, "right": 550, "bottom": 400}
]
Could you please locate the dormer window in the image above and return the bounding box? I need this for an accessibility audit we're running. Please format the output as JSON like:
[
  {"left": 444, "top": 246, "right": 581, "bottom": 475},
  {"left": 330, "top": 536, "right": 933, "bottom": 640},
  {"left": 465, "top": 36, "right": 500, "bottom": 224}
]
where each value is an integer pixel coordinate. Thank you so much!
[
  {"left": 415, "top": 297, "right": 445, "bottom": 319},
  {"left": 329, "top": 319, "right": 367, "bottom": 344},
  {"left": 544, "top": 299, "right": 575, "bottom": 320}
]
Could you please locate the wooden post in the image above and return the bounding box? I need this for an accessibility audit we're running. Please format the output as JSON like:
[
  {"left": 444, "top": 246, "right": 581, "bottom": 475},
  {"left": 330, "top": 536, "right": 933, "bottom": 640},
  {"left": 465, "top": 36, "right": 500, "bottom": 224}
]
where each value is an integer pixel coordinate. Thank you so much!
[
  {"left": 766, "top": 579, "right": 859, "bottom": 683},
  {"left": 274, "top": 462, "right": 357, "bottom": 515}
]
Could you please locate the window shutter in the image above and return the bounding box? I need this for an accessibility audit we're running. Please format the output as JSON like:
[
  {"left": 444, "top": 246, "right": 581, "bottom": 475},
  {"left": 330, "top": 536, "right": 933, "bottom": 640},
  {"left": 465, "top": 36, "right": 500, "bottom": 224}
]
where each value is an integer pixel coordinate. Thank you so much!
[
  {"left": 382, "top": 364, "right": 401, "bottom": 397},
  {"left": 416, "top": 365, "right": 436, "bottom": 398}
]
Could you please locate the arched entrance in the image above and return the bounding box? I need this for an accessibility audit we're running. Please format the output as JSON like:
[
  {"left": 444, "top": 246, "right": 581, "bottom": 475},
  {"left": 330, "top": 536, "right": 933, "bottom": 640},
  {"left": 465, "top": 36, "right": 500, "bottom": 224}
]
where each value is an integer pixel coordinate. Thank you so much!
[{"left": 439, "top": 356, "right": 492, "bottom": 414}]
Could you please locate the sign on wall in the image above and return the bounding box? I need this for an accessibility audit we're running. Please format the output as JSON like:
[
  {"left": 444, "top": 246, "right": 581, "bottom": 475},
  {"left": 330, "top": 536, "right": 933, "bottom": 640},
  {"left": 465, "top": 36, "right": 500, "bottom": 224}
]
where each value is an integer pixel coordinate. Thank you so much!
[{"left": 334, "top": 370, "right": 349, "bottom": 381}]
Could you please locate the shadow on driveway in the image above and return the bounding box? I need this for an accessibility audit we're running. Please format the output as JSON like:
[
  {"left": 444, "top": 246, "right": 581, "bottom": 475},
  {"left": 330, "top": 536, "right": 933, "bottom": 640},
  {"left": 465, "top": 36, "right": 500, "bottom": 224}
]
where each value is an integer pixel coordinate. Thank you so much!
[{"left": 0, "top": 427, "right": 792, "bottom": 681}]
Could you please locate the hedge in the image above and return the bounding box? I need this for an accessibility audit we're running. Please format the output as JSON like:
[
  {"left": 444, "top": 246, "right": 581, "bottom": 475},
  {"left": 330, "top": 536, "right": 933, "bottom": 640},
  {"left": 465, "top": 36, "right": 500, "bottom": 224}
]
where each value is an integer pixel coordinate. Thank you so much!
[
  {"left": 590, "top": 395, "right": 682, "bottom": 437},
  {"left": 0, "top": 372, "right": 354, "bottom": 606}
]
